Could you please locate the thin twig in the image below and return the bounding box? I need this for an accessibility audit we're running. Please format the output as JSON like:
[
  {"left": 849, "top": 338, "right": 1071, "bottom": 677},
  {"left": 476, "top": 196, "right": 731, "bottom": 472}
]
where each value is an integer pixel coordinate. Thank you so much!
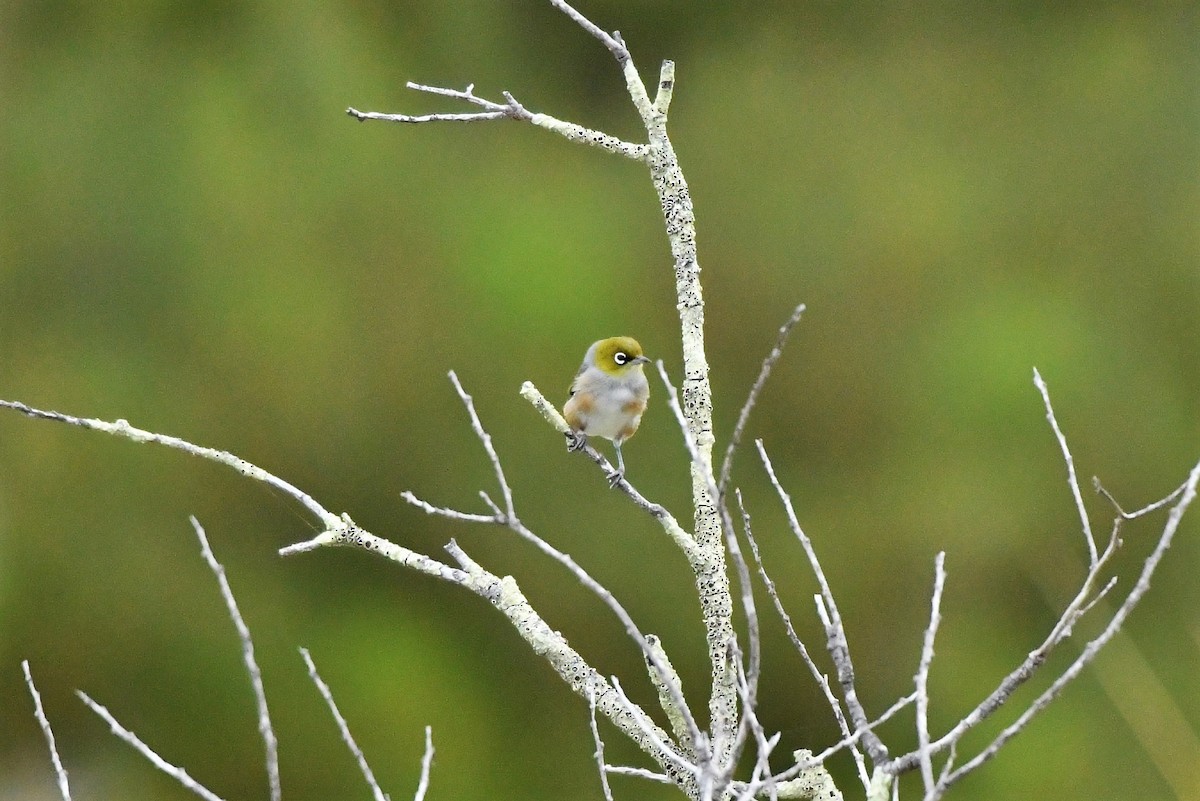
[
  {"left": 588, "top": 684, "right": 616, "bottom": 801},
  {"left": 0, "top": 400, "right": 337, "bottom": 528},
  {"left": 77, "top": 691, "right": 226, "bottom": 801},
  {"left": 915, "top": 552, "right": 947, "bottom": 799},
  {"left": 299, "top": 648, "right": 388, "bottom": 801},
  {"left": 191, "top": 517, "right": 280, "bottom": 801},
  {"left": 605, "top": 765, "right": 674, "bottom": 783},
  {"left": 736, "top": 488, "right": 868, "bottom": 789},
  {"left": 939, "top": 457, "right": 1200, "bottom": 788},
  {"left": 728, "top": 644, "right": 774, "bottom": 796},
  {"left": 22, "top": 661, "right": 72, "bottom": 801},
  {"left": 762, "top": 692, "right": 916, "bottom": 788},
  {"left": 718, "top": 303, "right": 805, "bottom": 496},
  {"left": 414, "top": 726, "right": 435, "bottom": 801},
  {"left": 1095, "top": 475, "right": 1188, "bottom": 520},
  {"left": 756, "top": 439, "right": 888, "bottom": 765},
  {"left": 1034, "top": 369, "right": 1098, "bottom": 566},
  {"left": 548, "top": 0, "right": 629, "bottom": 61},
  {"left": 448, "top": 370, "right": 515, "bottom": 517}
]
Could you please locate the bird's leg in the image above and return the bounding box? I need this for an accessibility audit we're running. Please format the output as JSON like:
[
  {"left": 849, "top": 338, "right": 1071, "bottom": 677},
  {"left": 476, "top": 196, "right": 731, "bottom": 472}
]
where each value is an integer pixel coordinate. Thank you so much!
[
  {"left": 607, "top": 443, "right": 626, "bottom": 488},
  {"left": 566, "top": 429, "right": 588, "bottom": 452}
]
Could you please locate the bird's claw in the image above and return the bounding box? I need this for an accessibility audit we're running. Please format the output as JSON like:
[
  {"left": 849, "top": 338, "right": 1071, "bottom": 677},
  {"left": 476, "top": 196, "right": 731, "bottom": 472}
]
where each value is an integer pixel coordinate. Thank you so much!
[
  {"left": 566, "top": 430, "right": 588, "bottom": 453},
  {"left": 606, "top": 469, "right": 624, "bottom": 488}
]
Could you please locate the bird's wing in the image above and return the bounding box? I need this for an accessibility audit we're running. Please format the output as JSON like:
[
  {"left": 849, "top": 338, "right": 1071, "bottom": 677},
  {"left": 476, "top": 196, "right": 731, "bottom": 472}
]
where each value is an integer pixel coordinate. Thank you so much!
[{"left": 568, "top": 359, "right": 589, "bottom": 397}]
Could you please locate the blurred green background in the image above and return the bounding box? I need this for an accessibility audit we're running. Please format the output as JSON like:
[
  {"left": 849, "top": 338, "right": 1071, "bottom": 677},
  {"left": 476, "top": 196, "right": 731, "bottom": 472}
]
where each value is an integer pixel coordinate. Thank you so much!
[{"left": 2, "top": 1, "right": 1198, "bottom": 799}]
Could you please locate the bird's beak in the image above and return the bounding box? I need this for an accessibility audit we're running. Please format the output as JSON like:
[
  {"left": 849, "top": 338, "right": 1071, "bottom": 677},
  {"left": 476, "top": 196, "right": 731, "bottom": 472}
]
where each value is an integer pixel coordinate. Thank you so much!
[{"left": 630, "top": 355, "right": 650, "bottom": 366}]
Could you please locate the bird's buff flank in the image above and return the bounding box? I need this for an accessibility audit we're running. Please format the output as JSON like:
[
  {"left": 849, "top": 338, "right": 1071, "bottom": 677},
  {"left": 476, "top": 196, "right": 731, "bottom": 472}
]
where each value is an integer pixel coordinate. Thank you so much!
[{"left": 563, "top": 336, "right": 650, "bottom": 485}]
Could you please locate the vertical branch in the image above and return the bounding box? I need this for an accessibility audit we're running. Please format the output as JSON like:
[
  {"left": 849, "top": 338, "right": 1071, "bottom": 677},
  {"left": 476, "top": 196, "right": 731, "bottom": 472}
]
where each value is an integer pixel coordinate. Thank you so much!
[
  {"left": 413, "top": 726, "right": 436, "bottom": 801},
  {"left": 588, "top": 684, "right": 617, "bottom": 801},
  {"left": 641, "top": 59, "right": 737, "bottom": 768},
  {"left": 555, "top": 1, "right": 734, "bottom": 765},
  {"left": 915, "top": 553, "right": 947, "bottom": 799}
]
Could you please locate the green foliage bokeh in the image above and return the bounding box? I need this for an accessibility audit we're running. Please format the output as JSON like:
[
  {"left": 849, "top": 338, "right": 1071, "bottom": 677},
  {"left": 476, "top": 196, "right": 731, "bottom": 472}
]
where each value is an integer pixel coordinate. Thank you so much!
[{"left": 1, "top": 2, "right": 1197, "bottom": 800}]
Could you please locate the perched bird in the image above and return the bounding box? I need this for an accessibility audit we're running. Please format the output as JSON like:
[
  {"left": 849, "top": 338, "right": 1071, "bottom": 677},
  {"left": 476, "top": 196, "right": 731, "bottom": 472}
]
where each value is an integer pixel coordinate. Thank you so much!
[{"left": 563, "top": 336, "right": 650, "bottom": 485}]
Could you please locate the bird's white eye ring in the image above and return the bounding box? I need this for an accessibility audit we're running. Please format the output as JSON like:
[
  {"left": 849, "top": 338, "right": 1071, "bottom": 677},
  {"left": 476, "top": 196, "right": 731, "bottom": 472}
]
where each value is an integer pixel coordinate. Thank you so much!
[{"left": 614, "top": 352, "right": 628, "bottom": 365}]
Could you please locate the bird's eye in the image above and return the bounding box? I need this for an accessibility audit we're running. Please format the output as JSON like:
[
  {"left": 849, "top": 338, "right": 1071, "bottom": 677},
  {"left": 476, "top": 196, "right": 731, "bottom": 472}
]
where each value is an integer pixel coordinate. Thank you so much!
[{"left": 614, "top": 352, "right": 629, "bottom": 365}]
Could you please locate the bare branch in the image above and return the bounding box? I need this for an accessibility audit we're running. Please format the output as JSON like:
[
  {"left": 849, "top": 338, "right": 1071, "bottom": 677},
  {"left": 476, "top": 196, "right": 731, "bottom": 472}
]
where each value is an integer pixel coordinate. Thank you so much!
[
  {"left": 414, "top": 726, "right": 435, "bottom": 801},
  {"left": 588, "top": 684, "right": 616, "bottom": 801},
  {"left": 1033, "top": 369, "right": 1098, "bottom": 566},
  {"left": 736, "top": 488, "right": 869, "bottom": 789},
  {"left": 349, "top": 80, "right": 649, "bottom": 159},
  {"left": 348, "top": 107, "right": 509, "bottom": 124},
  {"left": 348, "top": 81, "right": 527, "bottom": 124},
  {"left": 605, "top": 765, "right": 674, "bottom": 783},
  {"left": 548, "top": 0, "right": 628, "bottom": 61},
  {"left": 891, "top": 376, "right": 1173, "bottom": 776},
  {"left": 936, "top": 457, "right": 1200, "bottom": 788},
  {"left": 1095, "top": 475, "right": 1188, "bottom": 519},
  {"left": 443, "top": 535, "right": 691, "bottom": 779},
  {"left": 299, "top": 648, "right": 389, "bottom": 801},
  {"left": 763, "top": 692, "right": 915, "bottom": 791},
  {"left": 77, "top": 691, "right": 226, "bottom": 801},
  {"left": 645, "top": 635, "right": 695, "bottom": 756},
  {"left": 447, "top": 369, "right": 515, "bottom": 517},
  {"left": 756, "top": 440, "right": 889, "bottom": 766},
  {"left": 415, "top": 374, "right": 707, "bottom": 759},
  {"left": 21, "top": 661, "right": 72, "bottom": 801},
  {"left": 401, "top": 492, "right": 497, "bottom": 524},
  {"left": 191, "top": 517, "right": 280, "bottom": 801},
  {"left": 610, "top": 676, "right": 704, "bottom": 781},
  {"left": 718, "top": 303, "right": 806, "bottom": 496},
  {"left": 0, "top": 400, "right": 337, "bottom": 528},
  {"left": 914, "top": 552, "right": 947, "bottom": 799}
]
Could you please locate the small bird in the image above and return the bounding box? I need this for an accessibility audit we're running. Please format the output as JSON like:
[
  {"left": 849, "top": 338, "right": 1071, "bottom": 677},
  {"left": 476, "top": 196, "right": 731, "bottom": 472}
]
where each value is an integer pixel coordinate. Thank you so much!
[{"left": 563, "top": 336, "right": 650, "bottom": 485}]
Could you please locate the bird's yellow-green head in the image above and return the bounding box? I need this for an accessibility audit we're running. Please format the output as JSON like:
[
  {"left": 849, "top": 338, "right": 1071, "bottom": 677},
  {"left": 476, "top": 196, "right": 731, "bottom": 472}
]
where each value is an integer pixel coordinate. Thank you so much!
[{"left": 589, "top": 336, "right": 649, "bottom": 376}]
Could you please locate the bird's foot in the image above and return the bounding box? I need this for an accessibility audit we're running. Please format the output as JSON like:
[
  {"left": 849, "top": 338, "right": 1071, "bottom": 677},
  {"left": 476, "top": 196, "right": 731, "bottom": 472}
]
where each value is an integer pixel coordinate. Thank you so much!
[
  {"left": 606, "top": 469, "right": 625, "bottom": 489},
  {"left": 566, "top": 430, "right": 588, "bottom": 453}
]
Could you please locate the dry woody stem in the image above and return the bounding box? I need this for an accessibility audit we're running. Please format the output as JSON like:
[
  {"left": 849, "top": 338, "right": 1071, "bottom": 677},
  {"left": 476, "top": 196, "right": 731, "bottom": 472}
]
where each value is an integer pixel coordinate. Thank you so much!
[{"left": 6, "top": 2, "right": 1199, "bottom": 800}]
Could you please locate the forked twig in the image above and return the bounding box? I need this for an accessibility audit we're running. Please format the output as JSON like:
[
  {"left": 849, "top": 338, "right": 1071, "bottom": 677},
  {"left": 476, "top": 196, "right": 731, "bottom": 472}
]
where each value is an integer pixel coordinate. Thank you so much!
[{"left": 936, "top": 458, "right": 1200, "bottom": 789}]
